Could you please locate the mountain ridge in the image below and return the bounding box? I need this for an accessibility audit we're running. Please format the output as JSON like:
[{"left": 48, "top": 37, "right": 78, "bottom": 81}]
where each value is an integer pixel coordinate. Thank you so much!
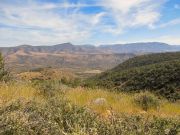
[
  {"left": 0, "top": 42, "right": 180, "bottom": 72},
  {"left": 1, "top": 42, "right": 180, "bottom": 54}
]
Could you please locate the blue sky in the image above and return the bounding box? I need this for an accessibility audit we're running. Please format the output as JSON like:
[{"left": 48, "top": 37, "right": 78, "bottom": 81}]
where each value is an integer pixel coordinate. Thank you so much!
[{"left": 0, "top": 0, "right": 180, "bottom": 46}]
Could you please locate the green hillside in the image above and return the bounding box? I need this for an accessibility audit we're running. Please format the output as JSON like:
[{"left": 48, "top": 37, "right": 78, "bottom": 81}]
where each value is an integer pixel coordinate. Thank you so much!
[
  {"left": 112, "top": 52, "right": 180, "bottom": 71},
  {"left": 85, "top": 52, "right": 180, "bottom": 101}
]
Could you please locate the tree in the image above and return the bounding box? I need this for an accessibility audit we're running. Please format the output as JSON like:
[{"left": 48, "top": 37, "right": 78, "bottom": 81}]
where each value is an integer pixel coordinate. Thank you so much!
[{"left": 0, "top": 53, "right": 9, "bottom": 81}]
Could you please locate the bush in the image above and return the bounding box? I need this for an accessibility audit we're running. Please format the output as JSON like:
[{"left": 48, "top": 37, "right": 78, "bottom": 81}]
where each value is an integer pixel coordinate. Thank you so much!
[
  {"left": 0, "top": 53, "right": 9, "bottom": 82},
  {"left": 61, "top": 77, "right": 82, "bottom": 88},
  {"left": 0, "top": 98, "right": 98, "bottom": 135},
  {"left": 32, "top": 80, "right": 64, "bottom": 97},
  {"left": 0, "top": 99, "right": 179, "bottom": 135},
  {"left": 134, "top": 91, "right": 160, "bottom": 111}
]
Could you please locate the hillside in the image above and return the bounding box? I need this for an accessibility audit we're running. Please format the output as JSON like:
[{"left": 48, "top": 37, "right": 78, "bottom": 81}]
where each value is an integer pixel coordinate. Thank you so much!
[
  {"left": 86, "top": 52, "right": 180, "bottom": 101},
  {"left": 112, "top": 52, "right": 180, "bottom": 71},
  {"left": 0, "top": 43, "right": 134, "bottom": 72},
  {"left": 1, "top": 42, "right": 180, "bottom": 72},
  {"left": 1, "top": 49, "right": 180, "bottom": 135}
]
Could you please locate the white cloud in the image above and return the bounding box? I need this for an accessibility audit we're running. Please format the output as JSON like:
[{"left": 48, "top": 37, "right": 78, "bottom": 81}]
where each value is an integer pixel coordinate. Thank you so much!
[
  {"left": 100, "top": 0, "right": 165, "bottom": 33},
  {"left": 94, "top": 35, "right": 180, "bottom": 46},
  {"left": 0, "top": 0, "right": 105, "bottom": 46},
  {"left": 0, "top": 0, "right": 179, "bottom": 46},
  {"left": 156, "top": 18, "right": 180, "bottom": 29},
  {"left": 152, "top": 36, "right": 180, "bottom": 45},
  {"left": 0, "top": 27, "right": 90, "bottom": 46},
  {"left": 132, "top": 35, "right": 180, "bottom": 45}
]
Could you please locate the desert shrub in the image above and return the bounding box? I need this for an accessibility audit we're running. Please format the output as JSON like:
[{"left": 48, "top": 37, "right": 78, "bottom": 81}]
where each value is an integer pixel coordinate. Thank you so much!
[
  {"left": 134, "top": 92, "right": 160, "bottom": 111},
  {"left": 61, "top": 77, "right": 82, "bottom": 88},
  {"left": 1, "top": 99, "right": 179, "bottom": 135},
  {"left": 0, "top": 53, "right": 9, "bottom": 82},
  {"left": 83, "top": 80, "right": 97, "bottom": 88},
  {"left": 0, "top": 98, "right": 98, "bottom": 135},
  {"left": 97, "top": 114, "right": 180, "bottom": 135},
  {"left": 70, "top": 78, "right": 82, "bottom": 88},
  {"left": 29, "top": 67, "right": 44, "bottom": 72},
  {"left": 32, "top": 80, "right": 64, "bottom": 97}
]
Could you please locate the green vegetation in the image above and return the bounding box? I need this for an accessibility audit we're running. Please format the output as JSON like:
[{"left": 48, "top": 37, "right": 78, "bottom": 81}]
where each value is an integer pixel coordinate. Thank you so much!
[
  {"left": 0, "top": 52, "right": 180, "bottom": 135},
  {"left": 0, "top": 82, "right": 180, "bottom": 135},
  {"left": 112, "top": 52, "right": 180, "bottom": 71},
  {"left": 134, "top": 92, "right": 160, "bottom": 111},
  {"left": 85, "top": 52, "right": 180, "bottom": 101},
  {"left": 1, "top": 99, "right": 179, "bottom": 135},
  {"left": 0, "top": 53, "right": 9, "bottom": 82}
]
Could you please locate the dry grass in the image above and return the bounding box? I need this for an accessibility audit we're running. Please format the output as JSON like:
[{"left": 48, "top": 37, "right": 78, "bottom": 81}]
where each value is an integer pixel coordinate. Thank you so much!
[
  {"left": 17, "top": 68, "right": 76, "bottom": 81},
  {"left": 1, "top": 82, "right": 179, "bottom": 118},
  {"left": 17, "top": 72, "right": 42, "bottom": 80},
  {"left": 158, "top": 102, "right": 180, "bottom": 116},
  {"left": 65, "top": 87, "right": 180, "bottom": 117},
  {"left": 0, "top": 82, "right": 44, "bottom": 106},
  {"left": 0, "top": 83, "right": 179, "bottom": 134}
]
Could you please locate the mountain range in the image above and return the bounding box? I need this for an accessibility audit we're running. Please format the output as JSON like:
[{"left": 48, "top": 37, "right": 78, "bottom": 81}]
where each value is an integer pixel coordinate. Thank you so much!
[
  {"left": 100, "top": 42, "right": 180, "bottom": 53},
  {"left": 0, "top": 42, "right": 180, "bottom": 72}
]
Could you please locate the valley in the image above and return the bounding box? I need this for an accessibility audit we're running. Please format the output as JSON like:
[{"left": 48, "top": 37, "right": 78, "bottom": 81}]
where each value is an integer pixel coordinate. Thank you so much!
[
  {"left": 0, "top": 43, "right": 180, "bottom": 135},
  {"left": 1, "top": 0, "right": 180, "bottom": 134},
  {"left": 1, "top": 42, "right": 180, "bottom": 73}
]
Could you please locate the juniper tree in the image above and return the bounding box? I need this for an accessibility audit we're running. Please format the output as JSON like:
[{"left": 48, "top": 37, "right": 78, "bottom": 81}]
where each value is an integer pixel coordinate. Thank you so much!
[{"left": 0, "top": 53, "right": 9, "bottom": 81}]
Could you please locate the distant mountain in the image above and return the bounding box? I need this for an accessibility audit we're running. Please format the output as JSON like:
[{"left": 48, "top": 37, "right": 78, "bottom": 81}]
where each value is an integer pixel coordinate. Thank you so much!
[
  {"left": 1, "top": 42, "right": 180, "bottom": 55},
  {"left": 0, "top": 43, "right": 133, "bottom": 72},
  {"left": 85, "top": 52, "right": 180, "bottom": 100},
  {"left": 0, "top": 43, "right": 102, "bottom": 55},
  {"left": 100, "top": 42, "right": 180, "bottom": 53},
  {"left": 0, "top": 42, "right": 180, "bottom": 72}
]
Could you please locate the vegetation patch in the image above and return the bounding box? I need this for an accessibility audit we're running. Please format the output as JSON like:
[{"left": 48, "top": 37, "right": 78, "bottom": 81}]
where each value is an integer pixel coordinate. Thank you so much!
[
  {"left": 86, "top": 52, "right": 180, "bottom": 101},
  {"left": 0, "top": 53, "right": 10, "bottom": 82},
  {"left": 134, "top": 91, "right": 160, "bottom": 111},
  {"left": 0, "top": 52, "right": 180, "bottom": 135},
  {"left": 1, "top": 93, "right": 180, "bottom": 135}
]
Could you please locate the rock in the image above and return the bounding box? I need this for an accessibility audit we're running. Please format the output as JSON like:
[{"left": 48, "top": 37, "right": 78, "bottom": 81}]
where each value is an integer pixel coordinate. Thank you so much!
[{"left": 93, "top": 98, "right": 107, "bottom": 105}]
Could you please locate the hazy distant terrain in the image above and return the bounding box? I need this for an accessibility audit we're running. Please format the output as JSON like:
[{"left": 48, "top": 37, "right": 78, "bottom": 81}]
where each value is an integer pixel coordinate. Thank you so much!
[
  {"left": 0, "top": 42, "right": 180, "bottom": 72},
  {"left": 100, "top": 42, "right": 180, "bottom": 53}
]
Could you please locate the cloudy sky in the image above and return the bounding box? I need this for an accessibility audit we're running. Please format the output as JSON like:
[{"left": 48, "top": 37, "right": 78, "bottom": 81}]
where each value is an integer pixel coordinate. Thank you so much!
[{"left": 0, "top": 0, "right": 180, "bottom": 46}]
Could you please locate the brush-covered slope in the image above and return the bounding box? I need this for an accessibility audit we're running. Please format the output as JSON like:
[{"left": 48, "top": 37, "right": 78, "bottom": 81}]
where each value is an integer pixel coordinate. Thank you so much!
[
  {"left": 0, "top": 43, "right": 134, "bottom": 72},
  {"left": 86, "top": 52, "right": 180, "bottom": 101}
]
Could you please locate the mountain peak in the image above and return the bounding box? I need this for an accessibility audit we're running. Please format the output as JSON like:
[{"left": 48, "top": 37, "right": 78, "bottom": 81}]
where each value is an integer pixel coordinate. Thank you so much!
[
  {"left": 54, "top": 42, "right": 73, "bottom": 47},
  {"left": 17, "top": 45, "right": 32, "bottom": 48}
]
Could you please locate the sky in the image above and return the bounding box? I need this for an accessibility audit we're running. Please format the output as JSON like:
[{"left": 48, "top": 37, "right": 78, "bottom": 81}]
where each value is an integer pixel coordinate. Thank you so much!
[{"left": 0, "top": 0, "right": 180, "bottom": 46}]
